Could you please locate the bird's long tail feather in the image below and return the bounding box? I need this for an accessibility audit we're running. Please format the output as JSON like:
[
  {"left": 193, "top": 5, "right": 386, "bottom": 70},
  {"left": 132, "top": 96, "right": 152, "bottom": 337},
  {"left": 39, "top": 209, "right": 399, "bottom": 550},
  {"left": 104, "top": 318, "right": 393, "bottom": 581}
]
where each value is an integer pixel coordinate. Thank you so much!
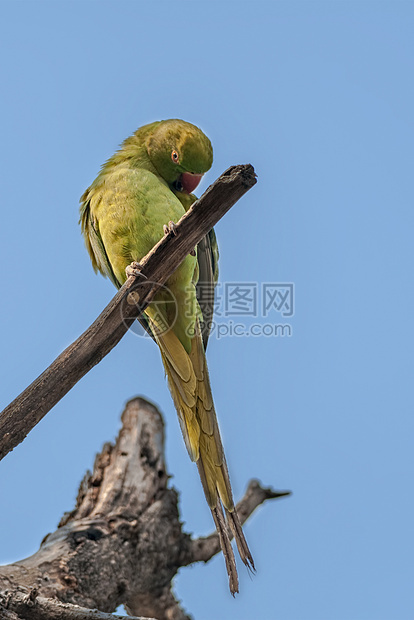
[{"left": 147, "top": 313, "right": 253, "bottom": 594}]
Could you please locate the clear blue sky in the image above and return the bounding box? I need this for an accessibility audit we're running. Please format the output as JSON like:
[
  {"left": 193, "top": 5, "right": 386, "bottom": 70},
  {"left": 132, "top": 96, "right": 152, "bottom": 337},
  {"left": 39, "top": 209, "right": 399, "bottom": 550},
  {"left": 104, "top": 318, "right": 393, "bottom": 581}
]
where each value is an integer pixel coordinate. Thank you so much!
[{"left": 1, "top": 2, "right": 413, "bottom": 619}]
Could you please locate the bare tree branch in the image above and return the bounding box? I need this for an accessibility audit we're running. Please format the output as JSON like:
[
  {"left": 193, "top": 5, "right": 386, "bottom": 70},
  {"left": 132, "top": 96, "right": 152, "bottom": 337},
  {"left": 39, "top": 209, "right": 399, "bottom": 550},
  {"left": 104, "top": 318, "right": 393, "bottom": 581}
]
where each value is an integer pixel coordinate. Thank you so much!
[
  {"left": 0, "top": 590, "right": 155, "bottom": 620},
  {"left": 185, "top": 481, "right": 291, "bottom": 565},
  {"left": 0, "top": 164, "right": 257, "bottom": 462},
  {"left": 0, "top": 398, "right": 289, "bottom": 620}
]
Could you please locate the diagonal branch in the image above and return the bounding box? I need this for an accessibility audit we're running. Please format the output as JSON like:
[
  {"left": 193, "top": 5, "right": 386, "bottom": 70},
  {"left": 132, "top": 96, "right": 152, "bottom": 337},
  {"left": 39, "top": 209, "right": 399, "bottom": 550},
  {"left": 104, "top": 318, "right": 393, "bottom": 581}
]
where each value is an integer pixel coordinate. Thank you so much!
[{"left": 0, "top": 164, "right": 257, "bottom": 462}]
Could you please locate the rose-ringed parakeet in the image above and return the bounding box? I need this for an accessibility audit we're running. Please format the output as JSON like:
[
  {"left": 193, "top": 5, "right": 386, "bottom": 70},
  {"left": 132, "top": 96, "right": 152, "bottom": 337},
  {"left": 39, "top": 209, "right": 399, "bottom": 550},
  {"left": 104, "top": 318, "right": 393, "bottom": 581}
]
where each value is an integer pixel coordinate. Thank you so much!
[{"left": 79, "top": 119, "right": 253, "bottom": 593}]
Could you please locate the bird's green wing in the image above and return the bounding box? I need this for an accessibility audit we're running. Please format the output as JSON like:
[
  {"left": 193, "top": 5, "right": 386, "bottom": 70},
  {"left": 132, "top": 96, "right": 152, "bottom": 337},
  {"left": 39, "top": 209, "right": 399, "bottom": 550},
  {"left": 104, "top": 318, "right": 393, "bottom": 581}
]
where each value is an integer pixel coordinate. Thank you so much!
[
  {"left": 79, "top": 188, "right": 154, "bottom": 340},
  {"left": 196, "top": 228, "right": 219, "bottom": 349},
  {"left": 174, "top": 189, "right": 220, "bottom": 349},
  {"left": 79, "top": 194, "right": 120, "bottom": 287}
]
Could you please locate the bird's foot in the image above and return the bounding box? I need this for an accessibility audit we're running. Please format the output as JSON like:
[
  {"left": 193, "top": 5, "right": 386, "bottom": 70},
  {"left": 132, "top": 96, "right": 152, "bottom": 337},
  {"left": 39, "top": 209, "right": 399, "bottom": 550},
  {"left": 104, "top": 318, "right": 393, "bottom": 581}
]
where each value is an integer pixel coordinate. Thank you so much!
[
  {"left": 163, "top": 220, "right": 178, "bottom": 236},
  {"left": 189, "top": 248, "right": 196, "bottom": 256},
  {"left": 125, "top": 261, "right": 147, "bottom": 279}
]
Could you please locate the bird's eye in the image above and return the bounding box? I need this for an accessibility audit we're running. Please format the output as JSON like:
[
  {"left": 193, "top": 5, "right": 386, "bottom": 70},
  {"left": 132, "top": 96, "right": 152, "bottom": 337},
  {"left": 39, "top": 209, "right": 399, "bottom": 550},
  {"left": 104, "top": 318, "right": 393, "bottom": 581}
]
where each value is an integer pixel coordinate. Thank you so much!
[{"left": 171, "top": 150, "right": 179, "bottom": 164}]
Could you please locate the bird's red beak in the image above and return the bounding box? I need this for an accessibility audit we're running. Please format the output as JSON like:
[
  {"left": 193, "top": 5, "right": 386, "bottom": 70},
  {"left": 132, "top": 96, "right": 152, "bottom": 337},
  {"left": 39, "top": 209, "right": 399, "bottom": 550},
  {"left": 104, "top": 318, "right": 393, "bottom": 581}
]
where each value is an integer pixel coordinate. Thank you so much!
[{"left": 180, "top": 172, "right": 203, "bottom": 194}]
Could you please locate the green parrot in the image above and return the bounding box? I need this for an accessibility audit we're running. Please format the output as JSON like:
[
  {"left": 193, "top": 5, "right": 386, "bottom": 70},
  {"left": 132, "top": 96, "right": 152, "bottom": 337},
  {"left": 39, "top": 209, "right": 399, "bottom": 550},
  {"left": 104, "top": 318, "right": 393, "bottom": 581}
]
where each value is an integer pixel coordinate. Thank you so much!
[{"left": 79, "top": 119, "right": 253, "bottom": 593}]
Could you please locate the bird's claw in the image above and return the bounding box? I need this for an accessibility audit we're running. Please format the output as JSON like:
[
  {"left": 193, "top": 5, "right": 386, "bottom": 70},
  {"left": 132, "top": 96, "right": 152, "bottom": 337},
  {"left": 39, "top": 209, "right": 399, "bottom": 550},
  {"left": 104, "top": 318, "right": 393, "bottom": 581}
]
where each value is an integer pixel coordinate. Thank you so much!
[
  {"left": 125, "top": 261, "right": 147, "bottom": 279},
  {"left": 190, "top": 248, "right": 196, "bottom": 256},
  {"left": 163, "top": 220, "right": 178, "bottom": 236}
]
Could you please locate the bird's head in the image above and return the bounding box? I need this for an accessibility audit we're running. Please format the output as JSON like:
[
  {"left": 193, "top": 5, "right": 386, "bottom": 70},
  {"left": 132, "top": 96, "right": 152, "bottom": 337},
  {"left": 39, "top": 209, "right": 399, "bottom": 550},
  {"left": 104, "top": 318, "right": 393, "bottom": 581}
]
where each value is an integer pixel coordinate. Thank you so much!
[{"left": 146, "top": 119, "right": 213, "bottom": 193}]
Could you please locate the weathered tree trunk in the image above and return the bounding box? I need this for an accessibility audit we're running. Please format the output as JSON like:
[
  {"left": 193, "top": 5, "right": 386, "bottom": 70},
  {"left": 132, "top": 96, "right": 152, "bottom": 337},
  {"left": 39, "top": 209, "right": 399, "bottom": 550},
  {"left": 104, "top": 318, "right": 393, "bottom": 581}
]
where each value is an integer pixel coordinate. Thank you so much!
[{"left": 0, "top": 398, "right": 289, "bottom": 620}]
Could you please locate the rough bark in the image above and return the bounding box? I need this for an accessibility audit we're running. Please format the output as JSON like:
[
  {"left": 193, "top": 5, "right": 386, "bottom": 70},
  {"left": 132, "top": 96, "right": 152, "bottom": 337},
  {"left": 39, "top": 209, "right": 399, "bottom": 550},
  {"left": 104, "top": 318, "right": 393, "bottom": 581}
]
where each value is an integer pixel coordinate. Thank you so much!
[
  {"left": 0, "top": 164, "right": 257, "bottom": 462},
  {"left": 0, "top": 398, "right": 289, "bottom": 620},
  {"left": 0, "top": 591, "right": 154, "bottom": 620}
]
